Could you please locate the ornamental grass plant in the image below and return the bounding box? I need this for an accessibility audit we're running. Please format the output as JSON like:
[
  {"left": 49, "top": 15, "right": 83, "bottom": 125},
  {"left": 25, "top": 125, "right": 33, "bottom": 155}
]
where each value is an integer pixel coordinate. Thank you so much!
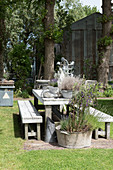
[{"left": 59, "top": 76, "right": 84, "bottom": 90}]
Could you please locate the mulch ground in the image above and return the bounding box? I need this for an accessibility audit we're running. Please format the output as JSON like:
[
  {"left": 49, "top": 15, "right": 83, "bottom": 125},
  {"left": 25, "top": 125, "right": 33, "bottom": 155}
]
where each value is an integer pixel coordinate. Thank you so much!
[{"left": 24, "top": 139, "right": 113, "bottom": 151}]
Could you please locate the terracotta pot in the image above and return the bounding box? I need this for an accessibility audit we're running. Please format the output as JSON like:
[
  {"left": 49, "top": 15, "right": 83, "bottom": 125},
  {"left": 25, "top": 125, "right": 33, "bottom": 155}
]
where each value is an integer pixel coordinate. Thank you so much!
[{"left": 56, "top": 125, "right": 92, "bottom": 148}]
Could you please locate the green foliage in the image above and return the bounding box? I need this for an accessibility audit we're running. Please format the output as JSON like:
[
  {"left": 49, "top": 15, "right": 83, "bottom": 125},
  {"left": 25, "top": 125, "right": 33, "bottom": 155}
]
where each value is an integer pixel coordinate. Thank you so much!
[
  {"left": 60, "top": 112, "right": 99, "bottom": 133},
  {"left": 85, "top": 114, "right": 100, "bottom": 130},
  {"left": 43, "top": 24, "right": 63, "bottom": 42},
  {"left": 96, "top": 84, "right": 113, "bottom": 98},
  {"left": 55, "top": 0, "right": 98, "bottom": 30},
  {"left": 21, "top": 90, "right": 29, "bottom": 98},
  {"left": 55, "top": 2, "right": 74, "bottom": 30},
  {"left": 14, "top": 82, "right": 33, "bottom": 98},
  {"left": 1, "top": 0, "right": 99, "bottom": 80},
  {"left": 108, "top": 80, "right": 113, "bottom": 85},
  {"left": 110, "top": 24, "right": 113, "bottom": 34},
  {"left": 83, "top": 5, "right": 99, "bottom": 16},
  {"left": 95, "top": 102, "right": 111, "bottom": 116},
  {"left": 97, "top": 99, "right": 113, "bottom": 116},
  {"left": 14, "top": 88, "right": 29, "bottom": 98},
  {"left": 26, "top": 83, "right": 34, "bottom": 95},
  {"left": 103, "top": 85, "right": 113, "bottom": 97},
  {"left": 98, "top": 14, "right": 113, "bottom": 23},
  {"left": 8, "top": 42, "right": 31, "bottom": 90},
  {"left": 3, "top": 72, "right": 9, "bottom": 79},
  {"left": 9, "top": 43, "right": 31, "bottom": 77},
  {"left": 6, "top": 0, "right": 45, "bottom": 45},
  {"left": 97, "top": 36, "right": 113, "bottom": 49},
  {"left": 14, "top": 88, "right": 22, "bottom": 97}
]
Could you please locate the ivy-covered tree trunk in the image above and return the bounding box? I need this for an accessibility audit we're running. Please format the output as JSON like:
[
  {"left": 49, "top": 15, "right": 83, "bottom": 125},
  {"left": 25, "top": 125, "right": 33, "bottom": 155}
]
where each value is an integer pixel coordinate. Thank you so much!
[
  {"left": 98, "top": 0, "right": 112, "bottom": 86},
  {"left": 44, "top": 0, "right": 55, "bottom": 80}
]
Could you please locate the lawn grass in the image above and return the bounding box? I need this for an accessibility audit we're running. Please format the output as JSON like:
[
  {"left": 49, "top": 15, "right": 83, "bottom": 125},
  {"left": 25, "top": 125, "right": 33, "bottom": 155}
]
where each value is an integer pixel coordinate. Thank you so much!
[
  {"left": 96, "top": 99, "right": 113, "bottom": 139},
  {"left": 0, "top": 100, "right": 113, "bottom": 169},
  {"left": 97, "top": 99, "right": 113, "bottom": 116}
]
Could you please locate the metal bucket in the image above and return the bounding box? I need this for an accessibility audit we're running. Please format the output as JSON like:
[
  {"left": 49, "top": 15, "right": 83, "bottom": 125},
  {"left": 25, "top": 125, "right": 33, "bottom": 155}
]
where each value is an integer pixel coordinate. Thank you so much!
[{"left": 45, "top": 117, "right": 56, "bottom": 143}]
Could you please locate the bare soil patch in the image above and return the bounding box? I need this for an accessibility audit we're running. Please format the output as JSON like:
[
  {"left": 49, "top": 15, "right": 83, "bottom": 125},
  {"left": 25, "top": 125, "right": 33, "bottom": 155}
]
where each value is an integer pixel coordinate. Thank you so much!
[{"left": 24, "top": 139, "right": 113, "bottom": 151}]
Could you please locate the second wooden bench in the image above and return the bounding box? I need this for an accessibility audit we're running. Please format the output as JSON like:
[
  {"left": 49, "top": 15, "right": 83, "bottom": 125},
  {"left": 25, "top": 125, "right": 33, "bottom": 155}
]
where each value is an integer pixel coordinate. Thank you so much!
[
  {"left": 18, "top": 100, "right": 43, "bottom": 140},
  {"left": 89, "top": 107, "right": 113, "bottom": 139}
]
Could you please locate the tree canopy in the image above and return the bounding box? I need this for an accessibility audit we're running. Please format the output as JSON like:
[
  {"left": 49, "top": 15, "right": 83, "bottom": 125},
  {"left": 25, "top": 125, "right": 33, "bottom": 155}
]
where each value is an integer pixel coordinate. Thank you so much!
[{"left": 0, "top": 0, "right": 98, "bottom": 82}]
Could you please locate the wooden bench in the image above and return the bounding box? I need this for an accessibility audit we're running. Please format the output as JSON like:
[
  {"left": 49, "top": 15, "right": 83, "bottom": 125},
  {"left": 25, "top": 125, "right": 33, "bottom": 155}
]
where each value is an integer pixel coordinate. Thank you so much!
[
  {"left": 89, "top": 107, "right": 113, "bottom": 139},
  {"left": 18, "top": 100, "right": 43, "bottom": 140}
]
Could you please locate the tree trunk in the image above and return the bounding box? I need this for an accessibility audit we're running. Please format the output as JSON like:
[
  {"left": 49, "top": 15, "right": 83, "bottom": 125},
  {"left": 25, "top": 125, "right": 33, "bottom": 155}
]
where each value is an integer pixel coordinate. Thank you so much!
[
  {"left": 98, "top": 0, "right": 112, "bottom": 86},
  {"left": 0, "top": 49, "right": 4, "bottom": 80},
  {"left": 44, "top": 0, "right": 55, "bottom": 80},
  {"left": 0, "top": 19, "right": 5, "bottom": 79}
]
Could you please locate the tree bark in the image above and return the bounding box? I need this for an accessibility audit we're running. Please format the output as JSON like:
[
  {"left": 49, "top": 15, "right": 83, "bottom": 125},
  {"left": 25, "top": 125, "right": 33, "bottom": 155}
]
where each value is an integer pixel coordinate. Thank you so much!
[
  {"left": 44, "top": 0, "right": 55, "bottom": 80},
  {"left": 98, "top": 0, "right": 112, "bottom": 86},
  {"left": 0, "top": 19, "right": 5, "bottom": 79}
]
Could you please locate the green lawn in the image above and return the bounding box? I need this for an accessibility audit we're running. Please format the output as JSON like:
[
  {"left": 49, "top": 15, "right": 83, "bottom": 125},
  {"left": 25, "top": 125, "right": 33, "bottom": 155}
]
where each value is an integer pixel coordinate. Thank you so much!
[
  {"left": 97, "top": 99, "right": 113, "bottom": 116},
  {"left": 96, "top": 99, "right": 113, "bottom": 138},
  {"left": 0, "top": 100, "right": 113, "bottom": 169}
]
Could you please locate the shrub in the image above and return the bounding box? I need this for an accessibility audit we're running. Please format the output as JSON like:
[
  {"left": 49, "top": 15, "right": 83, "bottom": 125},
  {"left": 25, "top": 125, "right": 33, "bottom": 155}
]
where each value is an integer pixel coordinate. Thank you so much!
[
  {"left": 21, "top": 90, "right": 29, "bottom": 98},
  {"left": 14, "top": 88, "right": 29, "bottom": 98},
  {"left": 8, "top": 42, "right": 31, "bottom": 90},
  {"left": 103, "top": 85, "right": 113, "bottom": 97},
  {"left": 14, "top": 88, "right": 22, "bottom": 98}
]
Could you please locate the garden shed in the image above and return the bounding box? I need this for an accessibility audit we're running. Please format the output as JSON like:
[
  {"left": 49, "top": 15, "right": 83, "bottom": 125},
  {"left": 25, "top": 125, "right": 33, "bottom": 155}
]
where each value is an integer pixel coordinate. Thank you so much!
[{"left": 59, "top": 12, "right": 113, "bottom": 80}]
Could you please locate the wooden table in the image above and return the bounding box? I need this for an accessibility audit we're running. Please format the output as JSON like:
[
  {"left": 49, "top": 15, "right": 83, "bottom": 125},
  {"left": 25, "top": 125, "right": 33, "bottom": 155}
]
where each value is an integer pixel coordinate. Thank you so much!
[
  {"left": 32, "top": 89, "right": 70, "bottom": 131},
  {"left": 32, "top": 89, "right": 113, "bottom": 140}
]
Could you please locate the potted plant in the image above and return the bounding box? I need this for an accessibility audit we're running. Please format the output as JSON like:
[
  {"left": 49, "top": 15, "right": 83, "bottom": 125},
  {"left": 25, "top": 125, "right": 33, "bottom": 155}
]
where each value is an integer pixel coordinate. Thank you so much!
[
  {"left": 56, "top": 83, "right": 99, "bottom": 148},
  {"left": 59, "top": 76, "right": 83, "bottom": 98}
]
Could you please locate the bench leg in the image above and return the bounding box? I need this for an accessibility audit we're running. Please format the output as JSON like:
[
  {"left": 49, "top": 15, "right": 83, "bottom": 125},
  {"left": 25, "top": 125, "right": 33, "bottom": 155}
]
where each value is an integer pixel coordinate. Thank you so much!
[
  {"left": 94, "top": 129, "right": 98, "bottom": 140},
  {"left": 25, "top": 123, "right": 28, "bottom": 140},
  {"left": 37, "top": 123, "right": 41, "bottom": 140},
  {"left": 105, "top": 122, "right": 110, "bottom": 139}
]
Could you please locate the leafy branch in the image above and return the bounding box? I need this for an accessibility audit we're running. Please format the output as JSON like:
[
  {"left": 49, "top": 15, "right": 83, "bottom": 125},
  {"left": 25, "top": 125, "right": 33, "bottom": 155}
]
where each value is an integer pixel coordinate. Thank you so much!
[{"left": 97, "top": 36, "right": 112, "bottom": 49}]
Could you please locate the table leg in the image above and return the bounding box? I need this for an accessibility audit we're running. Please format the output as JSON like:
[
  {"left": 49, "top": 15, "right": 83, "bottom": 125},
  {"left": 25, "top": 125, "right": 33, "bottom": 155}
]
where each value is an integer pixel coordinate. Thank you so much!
[
  {"left": 105, "top": 122, "right": 110, "bottom": 139},
  {"left": 34, "top": 96, "right": 38, "bottom": 110},
  {"left": 25, "top": 123, "right": 28, "bottom": 140},
  {"left": 45, "top": 105, "right": 52, "bottom": 134},
  {"left": 37, "top": 123, "right": 41, "bottom": 140},
  {"left": 45, "top": 105, "right": 52, "bottom": 120},
  {"left": 94, "top": 129, "right": 98, "bottom": 140}
]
